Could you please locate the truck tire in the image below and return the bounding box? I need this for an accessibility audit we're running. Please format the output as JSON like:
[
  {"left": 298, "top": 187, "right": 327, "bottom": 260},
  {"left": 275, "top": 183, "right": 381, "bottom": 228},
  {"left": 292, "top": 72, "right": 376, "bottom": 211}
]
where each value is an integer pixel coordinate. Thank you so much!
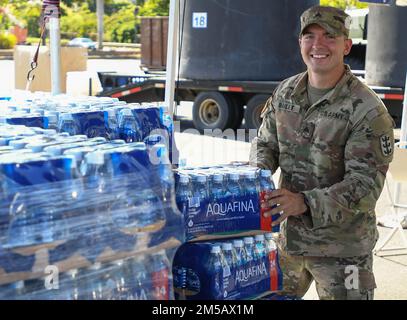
[
  {"left": 245, "top": 94, "right": 270, "bottom": 129},
  {"left": 229, "top": 95, "right": 244, "bottom": 129},
  {"left": 192, "top": 92, "right": 236, "bottom": 131}
]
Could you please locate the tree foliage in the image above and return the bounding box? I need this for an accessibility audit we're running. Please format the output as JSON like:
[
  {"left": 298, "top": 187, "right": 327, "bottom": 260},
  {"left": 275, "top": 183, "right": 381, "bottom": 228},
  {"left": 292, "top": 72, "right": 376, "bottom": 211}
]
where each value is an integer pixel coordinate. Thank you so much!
[
  {"left": 320, "top": 0, "right": 368, "bottom": 9},
  {"left": 138, "top": 0, "right": 169, "bottom": 16}
]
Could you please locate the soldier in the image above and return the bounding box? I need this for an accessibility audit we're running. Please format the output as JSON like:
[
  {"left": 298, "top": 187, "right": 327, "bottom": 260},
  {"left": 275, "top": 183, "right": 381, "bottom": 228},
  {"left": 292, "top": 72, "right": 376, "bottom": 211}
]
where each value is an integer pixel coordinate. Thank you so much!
[{"left": 249, "top": 5, "right": 395, "bottom": 300}]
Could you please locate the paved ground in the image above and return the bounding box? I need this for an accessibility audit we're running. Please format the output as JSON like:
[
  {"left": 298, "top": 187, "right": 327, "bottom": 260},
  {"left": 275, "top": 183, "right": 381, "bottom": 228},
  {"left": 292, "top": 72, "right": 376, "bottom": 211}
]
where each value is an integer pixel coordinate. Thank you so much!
[{"left": 1, "top": 59, "right": 407, "bottom": 300}]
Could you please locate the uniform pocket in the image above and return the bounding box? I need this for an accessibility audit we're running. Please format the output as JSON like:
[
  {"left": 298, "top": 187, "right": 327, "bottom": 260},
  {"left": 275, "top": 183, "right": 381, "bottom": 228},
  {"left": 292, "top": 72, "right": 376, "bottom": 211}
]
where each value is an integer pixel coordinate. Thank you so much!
[{"left": 346, "top": 269, "right": 376, "bottom": 300}]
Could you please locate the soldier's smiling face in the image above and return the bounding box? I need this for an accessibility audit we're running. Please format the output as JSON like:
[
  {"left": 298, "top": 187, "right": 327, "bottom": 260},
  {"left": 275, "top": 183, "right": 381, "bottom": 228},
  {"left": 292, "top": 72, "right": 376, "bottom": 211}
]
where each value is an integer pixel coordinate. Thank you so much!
[{"left": 299, "top": 24, "right": 352, "bottom": 76}]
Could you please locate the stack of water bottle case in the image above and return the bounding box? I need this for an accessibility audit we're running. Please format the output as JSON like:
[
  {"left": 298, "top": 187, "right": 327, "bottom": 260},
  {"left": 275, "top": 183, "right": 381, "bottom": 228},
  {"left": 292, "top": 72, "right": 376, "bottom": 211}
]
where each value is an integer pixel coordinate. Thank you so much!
[
  {"left": 0, "top": 93, "right": 183, "bottom": 300},
  {"left": 172, "top": 165, "right": 283, "bottom": 300}
]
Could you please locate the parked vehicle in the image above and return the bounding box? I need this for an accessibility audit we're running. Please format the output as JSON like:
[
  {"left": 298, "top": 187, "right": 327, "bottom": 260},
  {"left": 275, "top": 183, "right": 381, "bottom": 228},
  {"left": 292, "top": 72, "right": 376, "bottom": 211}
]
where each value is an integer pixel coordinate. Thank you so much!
[{"left": 68, "top": 38, "right": 96, "bottom": 51}]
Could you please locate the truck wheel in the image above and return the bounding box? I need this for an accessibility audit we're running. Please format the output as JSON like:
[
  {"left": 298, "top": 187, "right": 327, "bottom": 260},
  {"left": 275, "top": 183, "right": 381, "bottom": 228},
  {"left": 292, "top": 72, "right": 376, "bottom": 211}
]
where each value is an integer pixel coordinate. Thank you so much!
[
  {"left": 229, "top": 95, "right": 244, "bottom": 130},
  {"left": 192, "top": 92, "right": 235, "bottom": 131},
  {"left": 245, "top": 94, "right": 270, "bottom": 129}
]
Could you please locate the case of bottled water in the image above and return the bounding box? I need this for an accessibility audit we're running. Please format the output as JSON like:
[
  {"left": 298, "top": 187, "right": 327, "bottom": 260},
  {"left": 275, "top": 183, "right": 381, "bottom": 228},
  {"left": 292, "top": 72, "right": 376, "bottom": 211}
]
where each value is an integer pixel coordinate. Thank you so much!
[
  {"left": 172, "top": 233, "right": 282, "bottom": 300},
  {"left": 174, "top": 163, "right": 277, "bottom": 241}
]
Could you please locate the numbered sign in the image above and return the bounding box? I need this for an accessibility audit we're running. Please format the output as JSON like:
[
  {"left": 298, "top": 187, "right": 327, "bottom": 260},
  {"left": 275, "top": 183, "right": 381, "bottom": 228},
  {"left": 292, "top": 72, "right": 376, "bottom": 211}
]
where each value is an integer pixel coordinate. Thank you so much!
[{"left": 192, "top": 12, "right": 207, "bottom": 28}]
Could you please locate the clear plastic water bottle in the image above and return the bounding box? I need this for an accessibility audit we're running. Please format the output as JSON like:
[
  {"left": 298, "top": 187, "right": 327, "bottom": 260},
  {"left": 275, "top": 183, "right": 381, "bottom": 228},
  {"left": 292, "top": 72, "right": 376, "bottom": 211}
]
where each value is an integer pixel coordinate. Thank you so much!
[
  {"left": 86, "top": 263, "right": 104, "bottom": 300},
  {"left": 6, "top": 191, "right": 37, "bottom": 248},
  {"left": 226, "top": 172, "right": 242, "bottom": 198},
  {"left": 207, "top": 245, "right": 223, "bottom": 296},
  {"left": 118, "top": 108, "right": 140, "bottom": 143},
  {"left": 108, "top": 260, "right": 130, "bottom": 300},
  {"left": 149, "top": 143, "right": 173, "bottom": 202},
  {"left": 44, "top": 112, "right": 58, "bottom": 131},
  {"left": 176, "top": 175, "right": 191, "bottom": 215},
  {"left": 128, "top": 255, "right": 149, "bottom": 300},
  {"left": 58, "top": 113, "right": 78, "bottom": 136},
  {"left": 254, "top": 234, "right": 266, "bottom": 260},
  {"left": 264, "top": 232, "right": 277, "bottom": 254},
  {"left": 221, "top": 242, "right": 234, "bottom": 278},
  {"left": 104, "top": 108, "right": 120, "bottom": 140},
  {"left": 81, "top": 151, "right": 113, "bottom": 254},
  {"left": 232, "top": 239, "right": 246, "bottom": 267},
  {"left": 58, "top": 269, "right": 80, "bottom": 300},
  {"left": 192, "top": 174, "right": 209, "bottom": 208},
  {"left": 243, "top": 236, "right": 255, "bottom": 262},
  {"left": 243, "top": 171, "right": 259, "bottom": 197},
  {"left": 211, "top": 173, "right": 225, "bottom": 202},
  {"left": 150, "top": 250, "right": 171, "bottom": 300},
  {"left": 259, "top": 169, "right": 275, "bottom": 192},
  {"left": 11, "top": 280, "right": 26, "bottom": 299}
]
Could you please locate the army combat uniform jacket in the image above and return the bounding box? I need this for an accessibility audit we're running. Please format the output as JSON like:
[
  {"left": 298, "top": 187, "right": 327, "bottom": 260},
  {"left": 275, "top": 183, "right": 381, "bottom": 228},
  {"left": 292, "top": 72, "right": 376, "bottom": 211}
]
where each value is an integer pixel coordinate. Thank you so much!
[{"left": 250, "top": 65, "right": 395, "bottom": 257}]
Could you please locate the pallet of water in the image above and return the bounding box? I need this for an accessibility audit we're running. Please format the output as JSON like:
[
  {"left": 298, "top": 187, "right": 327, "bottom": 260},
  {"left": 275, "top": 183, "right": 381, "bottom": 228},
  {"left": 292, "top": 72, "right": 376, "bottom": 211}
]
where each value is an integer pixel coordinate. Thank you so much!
[{"left": 0, "top": 126, "right": 183, "bottom": 289}]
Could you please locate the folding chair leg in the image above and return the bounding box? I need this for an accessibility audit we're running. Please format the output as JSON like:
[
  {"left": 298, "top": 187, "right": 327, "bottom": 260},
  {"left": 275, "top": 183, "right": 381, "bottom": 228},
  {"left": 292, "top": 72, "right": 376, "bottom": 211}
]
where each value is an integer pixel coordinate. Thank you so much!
[
  {"left": 375, "top": 227, "right": 399, "bottom": 253},
  {"left": 375, "top": 225, "right": 407, "bottom": 257}
]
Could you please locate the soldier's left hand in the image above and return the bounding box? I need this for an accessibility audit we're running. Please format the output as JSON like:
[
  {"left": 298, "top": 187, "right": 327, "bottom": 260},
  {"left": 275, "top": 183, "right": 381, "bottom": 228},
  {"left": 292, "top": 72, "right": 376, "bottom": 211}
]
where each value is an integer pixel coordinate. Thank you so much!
[{"left": 263, "top": 188, "right": 308, "bottom": 226}]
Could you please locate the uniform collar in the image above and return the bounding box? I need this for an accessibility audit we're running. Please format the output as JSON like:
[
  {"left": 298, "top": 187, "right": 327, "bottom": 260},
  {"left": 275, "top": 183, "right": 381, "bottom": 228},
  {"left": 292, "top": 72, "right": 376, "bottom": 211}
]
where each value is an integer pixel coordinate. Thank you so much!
[{"left": 291, "top": 64, "right": 353, "bottom": 105}]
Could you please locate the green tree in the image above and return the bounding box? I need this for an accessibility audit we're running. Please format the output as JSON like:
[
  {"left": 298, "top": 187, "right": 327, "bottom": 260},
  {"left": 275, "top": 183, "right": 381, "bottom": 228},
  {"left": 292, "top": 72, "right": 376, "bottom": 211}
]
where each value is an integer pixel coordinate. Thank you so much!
[
  {"left": 60, "top": 2, "right": 97, "bottom": 39},
  {"left": 320, "top": 0, "right": 368, "bottom": 9},
  {"left": 138, "top": 0, "right": 169, "bottom": 16},
  {"left": 104, "top": 3, "right": 138, "bottom": 42}
]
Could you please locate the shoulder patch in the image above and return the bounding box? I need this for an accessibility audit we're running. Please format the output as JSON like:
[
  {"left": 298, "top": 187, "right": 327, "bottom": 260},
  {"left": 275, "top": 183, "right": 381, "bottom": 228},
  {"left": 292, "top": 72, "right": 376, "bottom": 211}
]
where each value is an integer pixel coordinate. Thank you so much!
[{"left": 380, "top": 134, "right": 393, "bottom": 157}]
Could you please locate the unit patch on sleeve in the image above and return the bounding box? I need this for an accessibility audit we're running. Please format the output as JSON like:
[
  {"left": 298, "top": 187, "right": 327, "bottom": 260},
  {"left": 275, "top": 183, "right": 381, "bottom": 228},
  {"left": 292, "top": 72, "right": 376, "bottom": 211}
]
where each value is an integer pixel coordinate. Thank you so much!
[{"left": 380, "top": 134, "right": 393, "bottom": 157}]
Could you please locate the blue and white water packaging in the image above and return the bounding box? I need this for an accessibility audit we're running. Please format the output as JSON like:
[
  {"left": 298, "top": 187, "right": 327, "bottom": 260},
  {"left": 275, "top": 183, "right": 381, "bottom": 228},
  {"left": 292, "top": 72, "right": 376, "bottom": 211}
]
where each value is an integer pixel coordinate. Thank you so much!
[
  {"left": 211, "top": 174, "right": 226, "bottom": 201},
  {"left": 243, "top": 171, "right": 258, "bottom": 197},
  {"left": 104, "top": 108, "right": 120, "bottom": 140},
  {"left": 207, "top": 245, "right": 224, "bottom": 296},
  {"left": 243, "top": 236, "right": 255, "bottom": 263},
  {"left": 58, "top": 113, "right": 78, "bottom": 136},
  {"left": 118, "top": 108, "right": 140, "bottom": 143},
  {"left": 176, "top": 175, "right": 191, "bottom": 216}
]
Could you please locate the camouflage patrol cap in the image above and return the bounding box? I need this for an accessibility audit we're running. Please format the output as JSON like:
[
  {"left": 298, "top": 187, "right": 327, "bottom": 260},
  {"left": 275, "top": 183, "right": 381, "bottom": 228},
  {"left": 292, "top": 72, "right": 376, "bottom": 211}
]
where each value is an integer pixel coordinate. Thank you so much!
[{"left": 300, "top": 6, "right": 351, "bottom": 38}]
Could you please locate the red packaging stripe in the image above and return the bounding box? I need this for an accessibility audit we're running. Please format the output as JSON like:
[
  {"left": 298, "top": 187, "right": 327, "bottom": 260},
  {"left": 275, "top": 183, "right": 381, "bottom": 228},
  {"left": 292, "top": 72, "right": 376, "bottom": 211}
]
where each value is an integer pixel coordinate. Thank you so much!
[
  {"left": 260, "top": 192, "right": 272, "bottom": 231},
  {"left": 269, "top": 251, "right": 279, "bottom": 291}
]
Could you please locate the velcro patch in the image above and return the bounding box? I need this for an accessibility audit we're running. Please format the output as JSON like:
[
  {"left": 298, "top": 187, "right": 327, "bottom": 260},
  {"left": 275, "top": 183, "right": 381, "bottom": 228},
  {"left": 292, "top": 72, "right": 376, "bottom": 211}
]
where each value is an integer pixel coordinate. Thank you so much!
[{"left": 380, "top": 134, "right": 392, "bottom": 157}]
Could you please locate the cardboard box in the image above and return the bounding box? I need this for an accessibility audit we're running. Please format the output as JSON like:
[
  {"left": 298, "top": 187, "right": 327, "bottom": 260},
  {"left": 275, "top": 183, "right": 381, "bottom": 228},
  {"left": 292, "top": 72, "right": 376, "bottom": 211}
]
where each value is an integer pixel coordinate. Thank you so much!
[{"left": 14, "top": 45, "right": 87, "bottom": 93}]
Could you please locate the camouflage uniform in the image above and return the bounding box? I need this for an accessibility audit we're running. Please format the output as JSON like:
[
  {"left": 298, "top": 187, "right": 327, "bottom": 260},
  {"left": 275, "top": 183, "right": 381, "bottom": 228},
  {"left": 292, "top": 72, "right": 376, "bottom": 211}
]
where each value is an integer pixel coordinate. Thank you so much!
[{"left": 249, "top": 6, "right": 395, "bottom": 299}]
